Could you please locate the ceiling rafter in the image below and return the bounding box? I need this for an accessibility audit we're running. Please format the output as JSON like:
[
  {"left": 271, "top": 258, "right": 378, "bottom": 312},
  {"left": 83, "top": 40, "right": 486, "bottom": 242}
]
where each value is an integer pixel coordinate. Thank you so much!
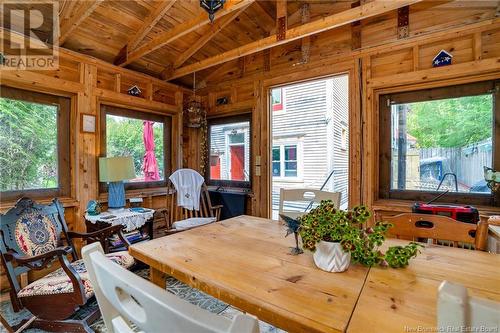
[
  {"left": 129, "top": 0, "right": 177, "bottom": 51},
  {"left": 173, "top": 3, "right": 251, "bottom": 69},
  {"left": 167, "top": 0, "right": 424, "bottom": 80},
  {"left": 59, "top": 0, "right": 103, "bottom": 44},
  {"left": 115, "top": 0, "right": 255, "bottom": 67}
]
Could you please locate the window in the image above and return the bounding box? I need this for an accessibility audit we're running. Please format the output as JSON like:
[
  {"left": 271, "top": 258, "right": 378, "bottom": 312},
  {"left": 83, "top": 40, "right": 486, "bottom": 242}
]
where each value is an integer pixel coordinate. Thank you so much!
[
  {"left": 272, "top": 142, "right": 302, "bottom": 180},
  {"left": 208, "top": 114, "right": 251, "bottom": 188},
  {"left": 379, "top": 80, "right": 499, "bottom": 206},
  {"left": 100, "top": 105, "right": 171, "bottom": 191},
  {"left": 271, "top": 88, "right": 284, "bottom": 112},
  {"left": 0, "top": 86, "right": 71, "bottom": 201}
]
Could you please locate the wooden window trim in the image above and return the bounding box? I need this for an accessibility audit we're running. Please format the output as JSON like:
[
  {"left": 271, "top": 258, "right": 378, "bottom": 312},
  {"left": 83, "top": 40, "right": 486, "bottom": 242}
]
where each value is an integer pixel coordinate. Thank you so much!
[
  {"left": 207, "top": 113, "right": 252, "bottom": 188},
  {"left": 99, "top": 105, "right": 172, "bottom": 193},
  {"left": 378, "top": 80, "right": 499, "bottom": 207},
  {"left": 0, "top": 86, "right": 71, "bottom": 201}
]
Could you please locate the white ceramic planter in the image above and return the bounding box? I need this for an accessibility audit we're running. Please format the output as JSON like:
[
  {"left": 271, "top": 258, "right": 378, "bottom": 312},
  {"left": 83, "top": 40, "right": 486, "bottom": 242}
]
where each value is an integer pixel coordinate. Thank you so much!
[{"left": 313, "top": 241, "right": 351, "bottom": 272}]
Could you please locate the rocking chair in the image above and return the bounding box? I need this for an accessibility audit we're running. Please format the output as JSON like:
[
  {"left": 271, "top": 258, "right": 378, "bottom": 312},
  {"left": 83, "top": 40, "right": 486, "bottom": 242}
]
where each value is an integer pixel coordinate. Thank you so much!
[{"left": 0, "top": 197, "right": 135, "bottom": 332}]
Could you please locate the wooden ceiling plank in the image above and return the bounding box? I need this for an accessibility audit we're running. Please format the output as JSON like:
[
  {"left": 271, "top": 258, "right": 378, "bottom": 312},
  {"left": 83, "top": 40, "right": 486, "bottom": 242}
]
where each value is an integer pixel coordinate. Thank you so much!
[
  {"left": 169, "top": 0, "right": 424, "bottom": 80},
  {"left": 173, "top": 4, "right": 250, "bottom": 69},
  {"left": 116, "top": 0, "right": 255, "bottom": 67},
  {"left": 128, "top": 0, "right": 177, "bottom": 51},
  {"left": 59, "top": 0, "right": 103, "bottom": 44}
]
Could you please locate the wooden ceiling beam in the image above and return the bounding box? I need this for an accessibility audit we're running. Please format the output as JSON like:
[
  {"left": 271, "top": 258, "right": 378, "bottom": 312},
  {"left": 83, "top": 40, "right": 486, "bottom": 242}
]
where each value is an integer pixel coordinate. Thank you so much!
[
  {"left": 173, "top": 4, "right": 250, "bottom": 69},
  {"left": 168, "top": 0, "right": 424, "bottom": 80},
  {"left": 276, "top": 0, "right": 287, "bottom": 40},
  {"left": 115, "top": 0, "right": 255, "bottom": 67},
  {"left": 128, "top": 0, "right": 177, "bottom": 51},
  {"left": 59, "top": 0, "right": 103, "bottom": 44}
]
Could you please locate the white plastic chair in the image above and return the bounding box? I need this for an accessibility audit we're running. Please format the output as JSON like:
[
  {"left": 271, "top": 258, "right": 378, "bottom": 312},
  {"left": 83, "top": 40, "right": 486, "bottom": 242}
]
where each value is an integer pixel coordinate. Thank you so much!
[
  {"left": 279, "top": 188, "right": 341, "bottom": 220},
  {"left": 438, "top": 281, "right": 500, "bottom": 330},
  {"left": 82, "top": 242, "right": 260, "bottom": 333}
]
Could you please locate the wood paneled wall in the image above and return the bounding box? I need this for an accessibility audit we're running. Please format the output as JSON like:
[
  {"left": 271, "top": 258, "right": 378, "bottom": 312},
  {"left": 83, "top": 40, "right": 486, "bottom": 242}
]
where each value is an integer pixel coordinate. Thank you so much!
[
  {"left": 0, "top": 37, "right": 186, "bottom": 290},
  {"left": 187, "top": 4, "right": 500, "bottom": 218}
]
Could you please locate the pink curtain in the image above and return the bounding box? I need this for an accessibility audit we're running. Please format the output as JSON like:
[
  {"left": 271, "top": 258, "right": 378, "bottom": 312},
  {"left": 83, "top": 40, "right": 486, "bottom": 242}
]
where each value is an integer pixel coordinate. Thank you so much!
[{"left": 142, "top": 121, "right": 160, "bottom": 181}]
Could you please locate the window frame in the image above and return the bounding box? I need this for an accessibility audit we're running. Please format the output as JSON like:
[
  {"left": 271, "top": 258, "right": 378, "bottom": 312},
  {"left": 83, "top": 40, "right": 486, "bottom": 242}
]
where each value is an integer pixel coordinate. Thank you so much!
[
  {"left": 206, "top": 113, "right": 252, "bottom": 188},
  {"left": 0, "top": 86, "right": 72, "bottom": 201},
  {"left": 272, "top": 139, "right": 303, "bottom": 182},
  {"left": 378, "top": 80, "right": 499, "bottom": 206},
  {"left": 99, "top": 105, "right": 172, "bottom": 192}
]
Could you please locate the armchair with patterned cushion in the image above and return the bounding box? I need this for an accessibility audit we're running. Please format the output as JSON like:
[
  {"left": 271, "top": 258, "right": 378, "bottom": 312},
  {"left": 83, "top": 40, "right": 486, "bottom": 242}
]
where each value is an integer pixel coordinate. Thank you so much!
[{"left": 0, "top": 197, "right": 135, "bottom": 333}]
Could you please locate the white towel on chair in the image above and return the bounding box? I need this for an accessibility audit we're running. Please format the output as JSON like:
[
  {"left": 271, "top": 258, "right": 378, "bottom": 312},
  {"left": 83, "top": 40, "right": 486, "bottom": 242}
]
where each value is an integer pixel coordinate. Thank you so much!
[{"left": 169, "top": 169, "right": 205, "bottom": 211}]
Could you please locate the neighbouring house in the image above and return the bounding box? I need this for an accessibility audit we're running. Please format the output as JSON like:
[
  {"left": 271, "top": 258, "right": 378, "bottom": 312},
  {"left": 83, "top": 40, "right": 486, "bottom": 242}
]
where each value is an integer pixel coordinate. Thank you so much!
[{"left": 271, "top": 75, "right": 350, "bottom": 217}]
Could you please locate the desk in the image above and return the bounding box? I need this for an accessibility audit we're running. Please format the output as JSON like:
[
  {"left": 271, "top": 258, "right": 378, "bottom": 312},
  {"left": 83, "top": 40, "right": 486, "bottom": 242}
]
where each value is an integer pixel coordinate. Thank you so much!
[{"left": 130, "top": 216, "right": 500, "bottom": 333}]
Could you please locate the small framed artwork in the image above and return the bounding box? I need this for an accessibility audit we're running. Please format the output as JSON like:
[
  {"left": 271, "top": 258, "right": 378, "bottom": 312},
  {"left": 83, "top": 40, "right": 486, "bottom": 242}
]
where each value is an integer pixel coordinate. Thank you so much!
[{"left": 81, "top": 113, "right": 96, "bottom": 133}]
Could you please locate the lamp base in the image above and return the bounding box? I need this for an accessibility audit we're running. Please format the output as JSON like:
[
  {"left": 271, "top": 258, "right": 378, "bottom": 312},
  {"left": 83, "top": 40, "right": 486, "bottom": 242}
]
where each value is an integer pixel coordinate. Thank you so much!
[{"left": 108, "top": 181, "right": 126, "bottom": 209}]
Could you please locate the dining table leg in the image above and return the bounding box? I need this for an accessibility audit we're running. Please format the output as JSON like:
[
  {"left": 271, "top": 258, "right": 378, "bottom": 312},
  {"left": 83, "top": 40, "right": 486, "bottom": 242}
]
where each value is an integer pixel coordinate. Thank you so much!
[{"left": 150, "top": 267, "right": 167, "bottom": 289}]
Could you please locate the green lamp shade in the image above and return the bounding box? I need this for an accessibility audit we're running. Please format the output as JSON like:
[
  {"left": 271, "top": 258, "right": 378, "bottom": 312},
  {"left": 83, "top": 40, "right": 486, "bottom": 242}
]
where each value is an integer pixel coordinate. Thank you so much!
[{"left": 99, "top": 156, "right": 136, "bottom": 182}]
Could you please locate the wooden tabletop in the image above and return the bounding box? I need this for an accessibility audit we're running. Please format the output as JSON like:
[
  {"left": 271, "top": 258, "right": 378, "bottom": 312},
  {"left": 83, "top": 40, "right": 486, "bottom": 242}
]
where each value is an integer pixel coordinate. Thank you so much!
[
  {"left": 130, "top": 215, "right": 370, "bottom": 333},
  {"left": 347, "top": 239, "right": 500, "bottom": 333},
  {"left": 130, "top": 216, "right": 500, "bottom": 333}
]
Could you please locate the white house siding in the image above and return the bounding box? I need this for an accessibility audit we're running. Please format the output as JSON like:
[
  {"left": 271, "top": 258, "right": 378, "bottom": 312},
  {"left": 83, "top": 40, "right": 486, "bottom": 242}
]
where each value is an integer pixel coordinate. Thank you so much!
[
  {"left": 272, "top": 75, "right": 349, "bottom": 217},
  {"left": 209, "top": 121, "right": 251, "bottom": 182}
]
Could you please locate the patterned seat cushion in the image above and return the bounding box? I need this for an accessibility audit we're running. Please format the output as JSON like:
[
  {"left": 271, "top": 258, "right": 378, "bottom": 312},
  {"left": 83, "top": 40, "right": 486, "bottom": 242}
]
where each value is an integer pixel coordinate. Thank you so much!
[{"left": 18, "top": 251, "right": 135, "bottom": 299}]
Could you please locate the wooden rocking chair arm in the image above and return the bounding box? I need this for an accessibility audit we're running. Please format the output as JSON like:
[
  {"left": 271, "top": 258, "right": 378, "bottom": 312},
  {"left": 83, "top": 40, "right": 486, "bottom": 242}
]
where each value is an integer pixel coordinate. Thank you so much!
[
  {"left": 6, "top": 247, "right": 87, "bottom": 303},
  {"left": 5, "top": 246, "right": 73, "bottom": 267},
  {"left": 68, "top": 224, "right": 131, "bottom": 249},
  {"left": 211, "top": 205, "right": 223, "bottom": 221}
]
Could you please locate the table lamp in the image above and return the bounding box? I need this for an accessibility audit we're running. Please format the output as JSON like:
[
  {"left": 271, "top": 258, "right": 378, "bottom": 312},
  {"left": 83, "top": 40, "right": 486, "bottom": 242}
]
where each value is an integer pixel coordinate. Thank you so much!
[{"left": 99, "top": 156, "right": 135, "bottom": 209}]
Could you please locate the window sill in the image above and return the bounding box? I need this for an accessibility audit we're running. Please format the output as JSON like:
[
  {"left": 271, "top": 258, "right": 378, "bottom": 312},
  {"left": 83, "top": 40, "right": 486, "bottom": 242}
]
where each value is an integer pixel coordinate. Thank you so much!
[
  {"left": 98, "top": 187, "right": 170, "bottom": 203},
  {"left": 372, "top": 198, "right": 500, "bottom": 217},
  {"left": 0, "top": 197, "right": 79, "bottom": 212}
]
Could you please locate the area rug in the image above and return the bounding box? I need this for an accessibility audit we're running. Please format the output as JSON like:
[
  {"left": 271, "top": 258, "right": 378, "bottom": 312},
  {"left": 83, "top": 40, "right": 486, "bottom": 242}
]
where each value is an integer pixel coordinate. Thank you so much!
[{"left": 0, "top": 268, "right": 285, "bottom": 333}]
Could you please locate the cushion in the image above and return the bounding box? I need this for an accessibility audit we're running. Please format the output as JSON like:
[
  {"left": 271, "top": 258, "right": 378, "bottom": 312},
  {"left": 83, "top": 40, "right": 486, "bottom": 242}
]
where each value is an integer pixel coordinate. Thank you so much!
[
  {"left": 15, "top": 212, "right": 59, "bottom": 257},
  {"left": 172, "top": 217, "right": 216, "bottom": 231},
  {"left": 18, "top": 251, "right": 135, "bottom": 299}
]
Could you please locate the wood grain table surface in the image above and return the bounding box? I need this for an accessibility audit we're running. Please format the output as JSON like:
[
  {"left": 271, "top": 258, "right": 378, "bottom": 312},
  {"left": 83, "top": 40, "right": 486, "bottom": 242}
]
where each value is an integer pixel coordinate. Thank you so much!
[{"left": 130, "top": 215, "right": 500, "bottom": 333}]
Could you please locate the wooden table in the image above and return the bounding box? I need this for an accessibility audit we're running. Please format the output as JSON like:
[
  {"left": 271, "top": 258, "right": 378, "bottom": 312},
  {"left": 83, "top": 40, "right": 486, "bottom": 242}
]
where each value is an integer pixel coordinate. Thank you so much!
[
  {"left": 130, "top": 215, "right": 370, "bottom": 333},
  {"left": 130, "top": 215, "right": 500, "bottom": 333}
]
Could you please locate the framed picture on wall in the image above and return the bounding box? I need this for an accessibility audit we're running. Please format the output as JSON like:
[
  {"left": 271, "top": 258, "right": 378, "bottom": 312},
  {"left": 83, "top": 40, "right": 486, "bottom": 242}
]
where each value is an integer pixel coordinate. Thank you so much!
[{"left": 81, "top": 113, "right": 96, "bottom": 133}]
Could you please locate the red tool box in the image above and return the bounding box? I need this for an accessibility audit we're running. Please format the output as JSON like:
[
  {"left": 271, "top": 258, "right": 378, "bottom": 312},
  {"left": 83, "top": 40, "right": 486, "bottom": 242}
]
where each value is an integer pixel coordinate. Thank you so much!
[{"left": 412, "top": 202, "right": 479, "bottom": 224}]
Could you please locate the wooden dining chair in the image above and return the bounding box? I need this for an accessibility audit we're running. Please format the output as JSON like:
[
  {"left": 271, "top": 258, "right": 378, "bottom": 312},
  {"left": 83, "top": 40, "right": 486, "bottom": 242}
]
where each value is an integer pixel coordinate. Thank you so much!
[
  {"left": 379, "top": 212, "right": 489, "bottom": 251},
  {"left": 438, "top": 281, "right": 500, "bottom": 330},
  {"left": 160, "top": 180, "right": 222, "bottom": 233},
  {"left": 82, "top": 242, "right": 260, "bottom": 333},
  {"left": 279, "top": 188, "right": 341, "bottom": 220}
]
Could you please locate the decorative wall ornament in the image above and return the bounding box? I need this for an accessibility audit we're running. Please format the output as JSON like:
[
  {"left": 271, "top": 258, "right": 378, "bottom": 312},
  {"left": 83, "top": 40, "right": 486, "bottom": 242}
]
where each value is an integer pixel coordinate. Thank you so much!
[
  {"left": 127, "top": 85, "right": 142, "bottom": 96},
  {"left": 432, "top": 50, "right": 453, "bottom": 67},
  {"left": 200, "top": 0, "right": 226, "bottom": 22}
]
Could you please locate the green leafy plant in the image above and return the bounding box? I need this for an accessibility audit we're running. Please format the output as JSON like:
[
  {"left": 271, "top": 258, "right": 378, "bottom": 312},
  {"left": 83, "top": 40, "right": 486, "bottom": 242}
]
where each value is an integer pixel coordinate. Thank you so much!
[{"left": 298, "top": 200, "right": 422, "bottom": 268}]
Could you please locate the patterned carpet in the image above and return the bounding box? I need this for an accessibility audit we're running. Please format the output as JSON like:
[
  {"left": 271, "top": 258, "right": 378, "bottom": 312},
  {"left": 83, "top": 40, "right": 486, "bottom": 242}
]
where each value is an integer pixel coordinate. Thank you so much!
[{"left": 0, "top": 269, "right": 286, "bottom": 333}]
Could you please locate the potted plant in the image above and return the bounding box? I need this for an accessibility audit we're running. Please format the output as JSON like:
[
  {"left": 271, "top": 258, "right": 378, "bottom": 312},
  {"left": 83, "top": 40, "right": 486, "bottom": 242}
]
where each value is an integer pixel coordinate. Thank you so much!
[{"left": 298, "top": 200, "right": 422, "bottom": 272}]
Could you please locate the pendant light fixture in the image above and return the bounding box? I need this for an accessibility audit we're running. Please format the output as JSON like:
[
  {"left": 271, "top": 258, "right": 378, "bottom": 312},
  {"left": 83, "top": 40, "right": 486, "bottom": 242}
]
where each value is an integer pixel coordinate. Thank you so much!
[{"left": 200, "top": 0, "right": 226, "bottom": 22}]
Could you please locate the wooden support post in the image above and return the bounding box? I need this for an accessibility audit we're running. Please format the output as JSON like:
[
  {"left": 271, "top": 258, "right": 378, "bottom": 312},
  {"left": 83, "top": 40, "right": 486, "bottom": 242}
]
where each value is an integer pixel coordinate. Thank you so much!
[
  {"left": 264, "top": 49, "right": 271, "bottom": 72},
  {"left": 300, "top": 4, "right": 311, "bottom": 63},
  {"left": 276, "top": 0, "right": 287, "bottom": 41},
  {"left": 413, "top": 45, "right": 419, "bottom": 71},
  {"left": 398, "top": 5, "right": 410, "bottom": 39},
  {"left": 146, "top": 81, "right": 154, "bottom": 100},
  {"left": 114, "top": 73, "right": 121, "bottom": 93},
  {"left": 473, "top": 32, "right": 482, "bottom": 61},
  {"left": 150, "top": 267, "right": 167, "bottom": 288},
  {"left": 351, "top": 1, "right": 362, "bottom": 50}
]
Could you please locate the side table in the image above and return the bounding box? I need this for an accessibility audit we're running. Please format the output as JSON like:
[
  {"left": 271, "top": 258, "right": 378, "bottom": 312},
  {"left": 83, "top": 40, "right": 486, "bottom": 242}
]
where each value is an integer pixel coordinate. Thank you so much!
[{"left": 85, "top": 208, "right": 155, "bottom": 252}]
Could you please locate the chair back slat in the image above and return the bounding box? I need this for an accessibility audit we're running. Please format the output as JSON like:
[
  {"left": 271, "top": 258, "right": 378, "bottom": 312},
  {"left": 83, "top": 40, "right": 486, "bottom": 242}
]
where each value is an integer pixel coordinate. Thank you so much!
[
  {"left": 381, "top": 213, "right": 488, "bottom": 251},
  {"left": 82, "top": 242, "right": 260, "bottom": 333}
]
